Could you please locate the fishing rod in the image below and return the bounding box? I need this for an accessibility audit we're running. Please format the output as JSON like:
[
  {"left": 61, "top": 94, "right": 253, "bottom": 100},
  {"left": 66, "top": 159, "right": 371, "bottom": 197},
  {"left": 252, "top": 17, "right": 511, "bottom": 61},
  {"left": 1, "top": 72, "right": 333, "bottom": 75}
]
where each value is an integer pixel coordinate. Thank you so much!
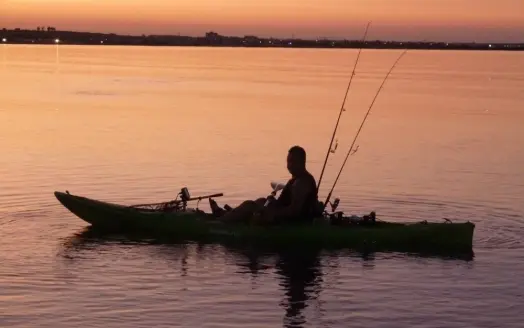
[
  {"left": 316, "top": 21, "right": 372, "bottom": 194},
  {"left": 322, "top": 49, "right": 408, "bottom": 211}
]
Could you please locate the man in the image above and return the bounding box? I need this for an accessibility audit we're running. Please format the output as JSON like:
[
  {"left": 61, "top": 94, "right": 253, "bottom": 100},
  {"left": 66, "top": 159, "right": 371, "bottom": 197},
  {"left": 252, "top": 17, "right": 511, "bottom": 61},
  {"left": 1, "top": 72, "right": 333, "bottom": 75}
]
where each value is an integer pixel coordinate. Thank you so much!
[{"left": 209, "top": 146, "right": 320, "bottom": 224}]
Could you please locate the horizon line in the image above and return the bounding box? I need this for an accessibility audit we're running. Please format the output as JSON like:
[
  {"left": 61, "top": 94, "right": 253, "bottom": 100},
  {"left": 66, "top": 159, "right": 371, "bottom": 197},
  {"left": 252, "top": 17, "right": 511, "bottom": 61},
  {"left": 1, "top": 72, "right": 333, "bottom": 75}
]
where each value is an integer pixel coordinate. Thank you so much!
[{"left": 2, "top": 27, "right": 524, "bottom": 45}]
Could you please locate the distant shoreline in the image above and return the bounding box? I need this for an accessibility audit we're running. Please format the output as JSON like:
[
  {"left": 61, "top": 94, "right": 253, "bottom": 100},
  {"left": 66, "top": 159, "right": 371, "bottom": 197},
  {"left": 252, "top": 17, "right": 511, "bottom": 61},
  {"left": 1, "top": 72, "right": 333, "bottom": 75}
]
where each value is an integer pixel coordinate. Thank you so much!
[{"left": 1, "top": 28, "right": 523, "bottom": 51}]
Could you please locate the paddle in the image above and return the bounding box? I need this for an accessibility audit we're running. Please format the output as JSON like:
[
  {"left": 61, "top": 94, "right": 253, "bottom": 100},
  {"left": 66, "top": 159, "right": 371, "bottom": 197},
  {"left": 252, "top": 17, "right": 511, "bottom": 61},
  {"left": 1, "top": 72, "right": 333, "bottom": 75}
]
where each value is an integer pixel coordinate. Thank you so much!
[
  {"left": 270, "top": 181, "right": 286, "bottom": 193},
  {"left": 264, "top": 181, "right": 286, "bottom": 206}
]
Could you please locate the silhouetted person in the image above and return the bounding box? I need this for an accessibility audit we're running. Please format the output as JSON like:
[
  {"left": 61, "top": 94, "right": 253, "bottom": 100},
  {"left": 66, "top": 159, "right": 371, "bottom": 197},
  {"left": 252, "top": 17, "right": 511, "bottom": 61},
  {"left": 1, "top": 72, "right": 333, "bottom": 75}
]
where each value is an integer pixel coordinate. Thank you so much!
[{"left": 210, "top": 145, "right": 319, "bottom": 224}]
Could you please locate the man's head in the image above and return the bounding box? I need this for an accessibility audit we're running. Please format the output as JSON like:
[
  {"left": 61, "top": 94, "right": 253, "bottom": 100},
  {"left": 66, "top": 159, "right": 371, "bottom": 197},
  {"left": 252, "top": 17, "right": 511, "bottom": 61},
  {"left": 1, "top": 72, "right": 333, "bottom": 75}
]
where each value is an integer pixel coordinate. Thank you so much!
[{"left": 287, "top": 145, "right": 307, "bottom": 176}]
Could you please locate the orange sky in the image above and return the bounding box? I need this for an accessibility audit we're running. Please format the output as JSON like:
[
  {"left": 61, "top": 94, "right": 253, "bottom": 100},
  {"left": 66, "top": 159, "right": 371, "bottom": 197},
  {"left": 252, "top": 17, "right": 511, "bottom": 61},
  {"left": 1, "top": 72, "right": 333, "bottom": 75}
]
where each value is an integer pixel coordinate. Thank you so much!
[{"left": 1, "top": 0, "right": 523, "bottom": 42}]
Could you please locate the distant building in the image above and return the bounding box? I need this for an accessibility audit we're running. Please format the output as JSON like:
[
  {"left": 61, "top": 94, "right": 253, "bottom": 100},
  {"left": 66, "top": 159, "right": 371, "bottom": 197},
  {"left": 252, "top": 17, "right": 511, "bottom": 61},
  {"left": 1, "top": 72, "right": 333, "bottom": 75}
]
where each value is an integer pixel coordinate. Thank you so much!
[{"left": 243, "top": 35, "right": 260, "bottom": 45}]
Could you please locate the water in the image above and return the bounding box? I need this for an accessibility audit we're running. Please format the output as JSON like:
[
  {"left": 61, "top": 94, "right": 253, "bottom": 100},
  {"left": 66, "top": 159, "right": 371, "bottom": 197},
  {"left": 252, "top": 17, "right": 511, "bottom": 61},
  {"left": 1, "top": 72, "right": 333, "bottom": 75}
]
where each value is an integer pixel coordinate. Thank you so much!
[{"left": 1, "top": 46, "right": 523, "bottom": 327}]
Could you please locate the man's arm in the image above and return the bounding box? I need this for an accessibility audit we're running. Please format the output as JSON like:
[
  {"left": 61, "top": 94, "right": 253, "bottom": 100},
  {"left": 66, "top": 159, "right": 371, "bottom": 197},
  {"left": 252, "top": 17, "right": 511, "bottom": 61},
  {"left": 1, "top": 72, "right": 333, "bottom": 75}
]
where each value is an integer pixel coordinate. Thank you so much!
[{"left": 271, "top": 178, "right": 311, "bottom": 218}]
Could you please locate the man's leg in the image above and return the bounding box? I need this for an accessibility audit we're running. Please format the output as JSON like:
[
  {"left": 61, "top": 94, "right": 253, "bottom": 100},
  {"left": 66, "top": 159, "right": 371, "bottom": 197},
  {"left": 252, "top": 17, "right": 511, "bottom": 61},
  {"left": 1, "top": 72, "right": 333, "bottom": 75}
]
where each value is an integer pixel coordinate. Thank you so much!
[{"left": 211, "top": 197, "right": 266, "bottom": 222}]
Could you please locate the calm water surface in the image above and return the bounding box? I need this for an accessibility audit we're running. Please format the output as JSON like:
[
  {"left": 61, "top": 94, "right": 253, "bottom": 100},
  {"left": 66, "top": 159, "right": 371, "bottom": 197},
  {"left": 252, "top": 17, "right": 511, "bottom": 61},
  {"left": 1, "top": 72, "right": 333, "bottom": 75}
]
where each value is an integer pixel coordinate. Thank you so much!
[{"left": 1, "top": 46, "right": 523, "bottom": 327}]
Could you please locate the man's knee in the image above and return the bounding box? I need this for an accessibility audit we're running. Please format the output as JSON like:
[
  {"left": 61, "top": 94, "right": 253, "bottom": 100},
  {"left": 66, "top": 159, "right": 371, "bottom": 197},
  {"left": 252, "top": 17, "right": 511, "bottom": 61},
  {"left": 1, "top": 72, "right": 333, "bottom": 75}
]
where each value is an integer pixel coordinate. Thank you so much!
[
  {"left": 255, "top": 198, "right": 266, "bottom": 206},
  {"left": 239, "top": 200, "right": 257, "bottom": 207}
]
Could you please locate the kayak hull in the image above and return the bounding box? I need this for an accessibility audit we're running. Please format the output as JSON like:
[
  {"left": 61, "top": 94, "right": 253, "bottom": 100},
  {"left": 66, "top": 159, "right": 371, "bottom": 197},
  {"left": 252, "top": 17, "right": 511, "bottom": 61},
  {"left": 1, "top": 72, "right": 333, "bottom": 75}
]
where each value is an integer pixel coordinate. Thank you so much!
[{"left": 54, "top": 191, "right": 475, "bottom": 254}]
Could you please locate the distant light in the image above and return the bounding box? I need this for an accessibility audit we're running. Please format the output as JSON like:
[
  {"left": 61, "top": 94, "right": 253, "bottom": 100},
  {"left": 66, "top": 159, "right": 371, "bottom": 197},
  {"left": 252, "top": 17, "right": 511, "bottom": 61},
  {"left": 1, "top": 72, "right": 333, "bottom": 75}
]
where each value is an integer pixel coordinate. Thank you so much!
[
  {"left": 101, "top": 41, "right": 104, "bottom": 44},
  {"left": 489, "top": 44, "right": 492, "bottom": 48},
  {"left": 55, "top": 39, "right": 60, "bottom": 44},
  {"left": 1, "top": 38, "right": 6, "bottom": 43}
]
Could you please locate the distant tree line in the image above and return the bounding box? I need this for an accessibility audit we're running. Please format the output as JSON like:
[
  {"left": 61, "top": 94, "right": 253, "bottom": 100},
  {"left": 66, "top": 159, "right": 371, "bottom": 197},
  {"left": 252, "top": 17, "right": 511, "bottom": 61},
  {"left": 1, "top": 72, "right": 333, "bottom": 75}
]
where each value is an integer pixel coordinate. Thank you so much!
[{"left": 0, "top": 28, "right": 522, "bottom": 51}]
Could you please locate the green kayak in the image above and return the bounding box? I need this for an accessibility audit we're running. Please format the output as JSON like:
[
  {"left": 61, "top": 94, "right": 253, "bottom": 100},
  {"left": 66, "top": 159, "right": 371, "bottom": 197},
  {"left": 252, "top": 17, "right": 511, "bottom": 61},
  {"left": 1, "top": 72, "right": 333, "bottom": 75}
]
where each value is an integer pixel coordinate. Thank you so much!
[{"left": 54, "top": 190, "right": 475, "bottom": 254}]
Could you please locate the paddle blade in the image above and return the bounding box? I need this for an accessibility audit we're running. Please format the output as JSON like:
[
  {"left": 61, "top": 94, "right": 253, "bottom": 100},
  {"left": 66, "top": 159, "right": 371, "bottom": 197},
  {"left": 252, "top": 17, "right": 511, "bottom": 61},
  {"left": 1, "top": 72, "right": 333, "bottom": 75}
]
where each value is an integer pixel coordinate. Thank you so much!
[{"left": 270, "top": 181, "right": 286, "bottom": 192}]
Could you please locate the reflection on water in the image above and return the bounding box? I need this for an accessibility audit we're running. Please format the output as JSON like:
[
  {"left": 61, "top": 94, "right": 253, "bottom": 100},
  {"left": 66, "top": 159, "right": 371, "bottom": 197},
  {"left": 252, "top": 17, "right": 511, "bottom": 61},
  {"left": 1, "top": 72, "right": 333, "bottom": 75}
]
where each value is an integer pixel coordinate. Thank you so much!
[
  {"left": 276, "top": 250, "right": 322, "bottom": 328},
  {"left": 59, "top": 228, "right": 476, "bottom": 327}
]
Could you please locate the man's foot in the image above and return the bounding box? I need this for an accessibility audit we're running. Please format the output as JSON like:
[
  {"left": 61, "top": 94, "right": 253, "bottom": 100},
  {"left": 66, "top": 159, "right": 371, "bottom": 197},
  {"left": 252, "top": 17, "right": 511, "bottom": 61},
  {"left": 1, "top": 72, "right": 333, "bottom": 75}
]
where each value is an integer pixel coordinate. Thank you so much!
[
  {"left": 363, "top": 211, "right": 376, "bottom": 223},
  {"left": 209, "top": 198, "right": 226, "bottom": 217}
]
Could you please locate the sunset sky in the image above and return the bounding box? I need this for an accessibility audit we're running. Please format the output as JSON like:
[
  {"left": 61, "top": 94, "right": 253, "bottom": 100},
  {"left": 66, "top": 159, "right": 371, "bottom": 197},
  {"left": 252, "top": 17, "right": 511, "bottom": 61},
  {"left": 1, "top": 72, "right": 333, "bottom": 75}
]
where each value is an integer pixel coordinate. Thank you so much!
[{"left": 1, "top": 0, "right": 523, "bottom": 42}]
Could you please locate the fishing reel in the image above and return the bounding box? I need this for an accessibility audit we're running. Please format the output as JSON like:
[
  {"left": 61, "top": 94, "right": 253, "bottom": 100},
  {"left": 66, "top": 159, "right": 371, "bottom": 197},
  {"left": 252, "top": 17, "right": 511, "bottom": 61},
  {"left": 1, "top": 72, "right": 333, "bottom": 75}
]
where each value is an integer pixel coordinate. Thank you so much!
[
  {"left": 179, "top": 187, "right": 191, "bottom": 202},
  {"left": 321, "top": 197, "right": 351, "bottom": 225},
  {"left": 330, "top": 198, "right": 340, "bottom": 212},
  {"left": 322, "top": 197, "right": 340, "bottom": 214},
  {"left": 173, "top": 187, "right": 190, "bottom": 211},
  {"left": 318, "top": 197, "right": 342, "bottom": 221},
  {"left": 177, "top": 187, "right": 224, "bottom": 211}
]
